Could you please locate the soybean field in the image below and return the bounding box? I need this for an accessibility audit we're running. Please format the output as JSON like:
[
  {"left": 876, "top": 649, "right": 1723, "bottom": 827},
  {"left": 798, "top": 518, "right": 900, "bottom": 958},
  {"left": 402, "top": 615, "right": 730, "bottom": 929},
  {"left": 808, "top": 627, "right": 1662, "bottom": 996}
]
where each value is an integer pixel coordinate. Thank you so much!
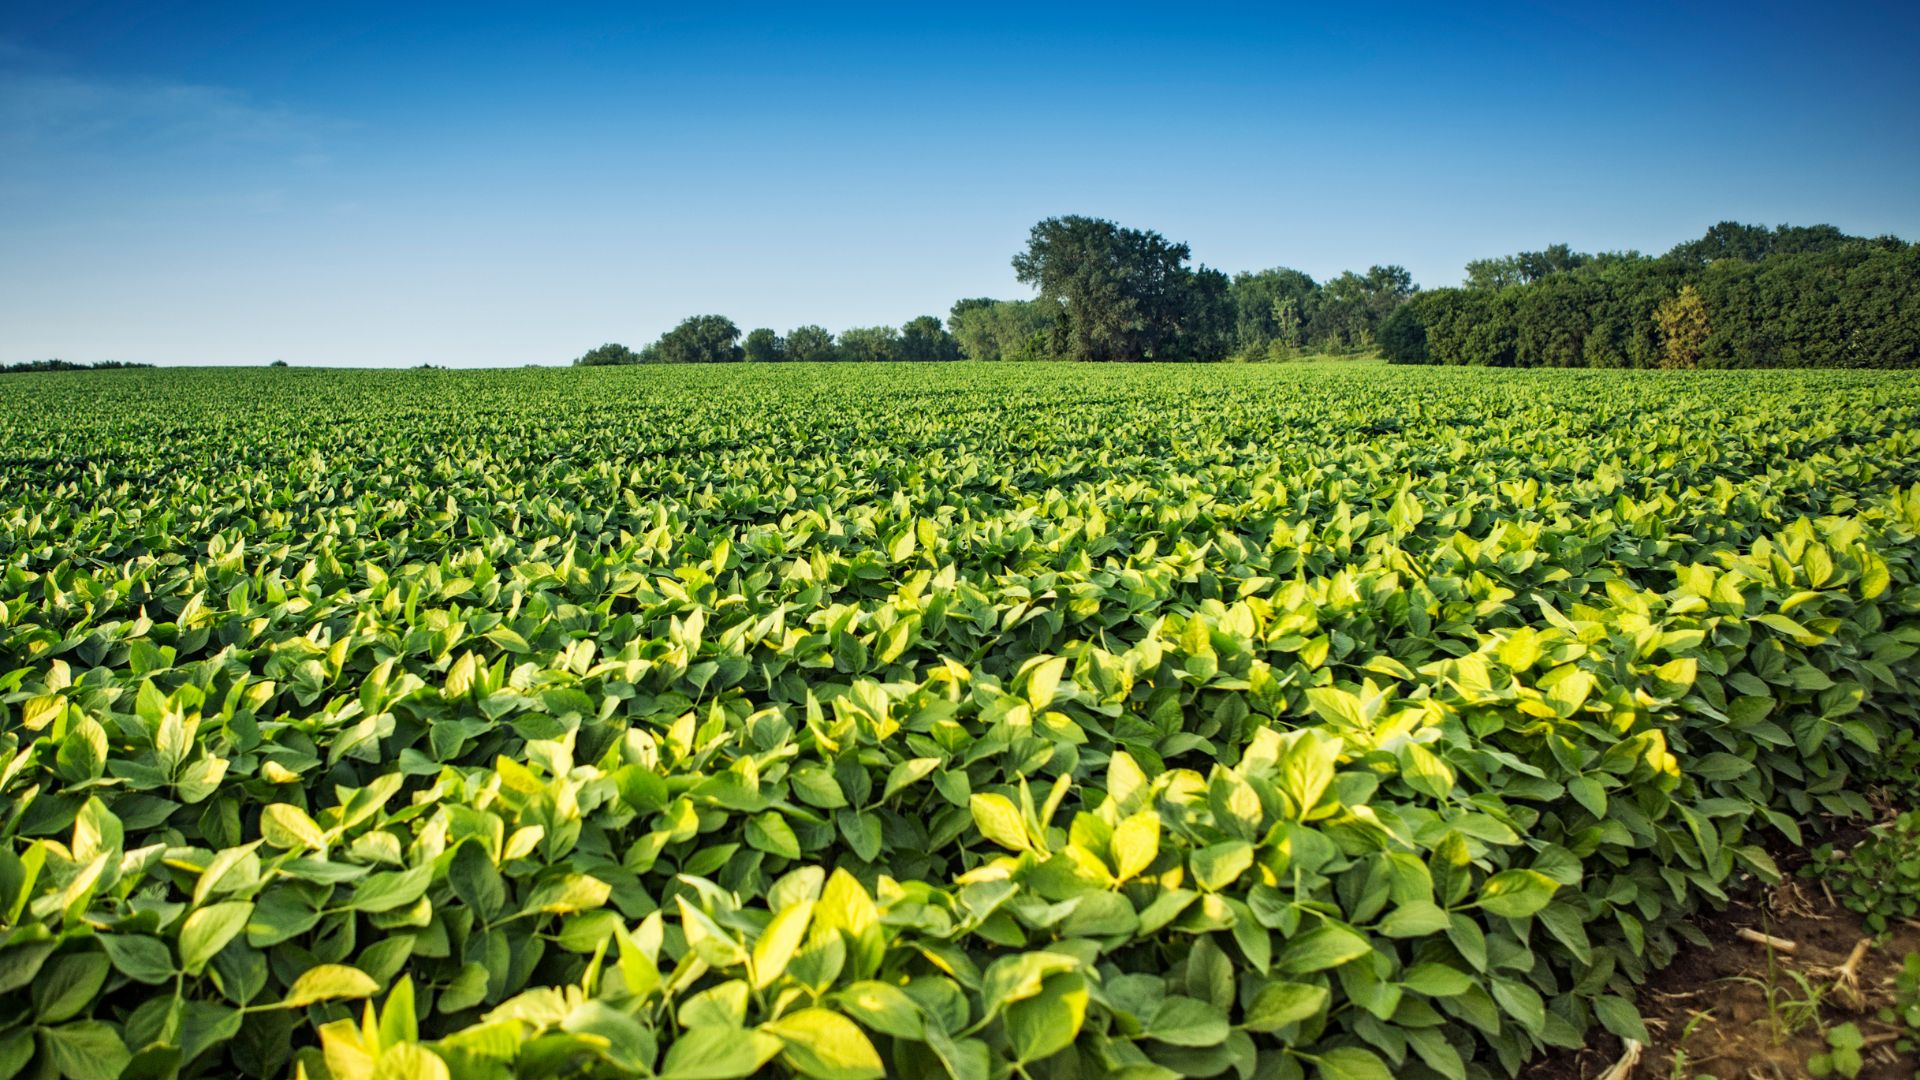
[{"left": 1, "top": 361, "right": 1918, "bottom": 1080}]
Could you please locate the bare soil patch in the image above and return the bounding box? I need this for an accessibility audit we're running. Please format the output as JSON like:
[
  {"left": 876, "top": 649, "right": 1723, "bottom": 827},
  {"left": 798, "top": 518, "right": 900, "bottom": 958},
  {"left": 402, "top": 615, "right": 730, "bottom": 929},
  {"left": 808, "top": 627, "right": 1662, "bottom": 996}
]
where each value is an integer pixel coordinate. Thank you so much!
[{"left": 1531, "top": 848, "right": 1919, "bottom": 1079}]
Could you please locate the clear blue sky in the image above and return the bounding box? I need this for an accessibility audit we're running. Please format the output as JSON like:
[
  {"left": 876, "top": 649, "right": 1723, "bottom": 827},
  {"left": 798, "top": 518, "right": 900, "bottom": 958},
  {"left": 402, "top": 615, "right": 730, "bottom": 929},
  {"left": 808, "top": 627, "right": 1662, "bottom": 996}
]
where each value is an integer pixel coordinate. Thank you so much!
[{"left": 3, "top": 1, "right": 1916, "bottom": 367}]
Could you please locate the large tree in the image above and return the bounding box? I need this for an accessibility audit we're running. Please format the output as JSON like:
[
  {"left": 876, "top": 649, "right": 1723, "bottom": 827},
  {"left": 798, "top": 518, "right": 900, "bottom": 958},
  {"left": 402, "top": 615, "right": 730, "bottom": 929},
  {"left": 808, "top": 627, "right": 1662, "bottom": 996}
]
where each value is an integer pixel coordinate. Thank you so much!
[
  {"left": 1227, "top": 268, "right": 1318, "bottom": 355},
  {"left": 1165, "top": 267, "right": 1234, "bottom": 362},
  {"left": 948, "top": 298, "right": 997, "bottom": 329},
  {"left": 837, "top": 325, "right": 901, "bottom": 363},
  {"left": 1465, "top": 244, "right": 1589, "bottom": 290},
  {"left": 743, "top": 328, "right": 786, "bottom": 363},
  {"left": 897, "top": 315, "right": 962, "bottom": 362},
  {"left": 1664, "top": 221, "right": 1852, "bottom": 267},
  {"left": 1309, "top": 265, "right": 1415, "bottom": 350},
  {"left": 784, "top": 325, "right": 837, "bottom": 362},
  {"left": 650, "top": 315, "right": 743, "bottom": 363},
  {"left": 1361, "top": 265, "right": 1416, "bottom": 325},
  {"left": 1012, "top": 215, "right": 1229, "bottom": 361}
]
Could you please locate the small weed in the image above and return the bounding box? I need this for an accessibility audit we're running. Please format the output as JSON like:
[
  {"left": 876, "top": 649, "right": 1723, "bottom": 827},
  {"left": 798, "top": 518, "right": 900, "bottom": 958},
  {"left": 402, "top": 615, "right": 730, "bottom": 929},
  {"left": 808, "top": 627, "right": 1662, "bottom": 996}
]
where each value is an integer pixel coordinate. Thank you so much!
[
  {"left": 1806, "top": 1021, "right": 1866, "bottom": 1078},
  {"left": 1730, "top": 963, "right": 1827, "bottom": 1044},
  {"left": 1880, "top": 952, "right": 1920, "bottom": 1058},
  {"left": 1870, "top": 729, "right": 1920, "bottom": 805},
  {"left": 1805, "top": 810, "right": 1920, "bottom": 934},
  {"left": 1667, "top": 1008, "right": 1717, "bottom": 1080}
]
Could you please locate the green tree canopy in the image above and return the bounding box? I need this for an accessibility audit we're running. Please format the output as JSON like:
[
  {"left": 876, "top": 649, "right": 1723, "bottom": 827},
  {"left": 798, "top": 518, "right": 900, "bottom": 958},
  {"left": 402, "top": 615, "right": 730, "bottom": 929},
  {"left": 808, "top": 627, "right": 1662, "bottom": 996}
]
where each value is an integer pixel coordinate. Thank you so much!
[
  {"left": 573, "top": 342, "right": 641, "bottom": 367},
  {"left": 2, "top": 358, "right": 157, "bottom": 374},
  {"left": 949, "top": 299, "right": 1057, "bottom": 361},
  {"left": 1227, "top": 268, "right": 1319, "bottom": 355},
  {"left": 1012, "top": 215, "right": 1230, "bottom": 361},
  {"left": 1464, "top": 244, "right": 1590, "bottom": 290},
  {"left": 743, "top": 328, "right": 786, "bottom": 363},
  {"left": 947, "top": 298, "right": 997, "bottom": 328},
  {"left": 650, "top": 316, "right": 744, "bottom": 364},
  {"left": 1376, "top": 304, "right": 1427, "bottom": 364},
  {"left": 784, "top": 325, "right": 837, "bottom": 363},
  {"left": 898, "top": 315, "right": 962, "bottom": 362},
  {"left": 1386, "top": 223, "right": 1918, "bottom": 368},
  {"left": 1308, "top": 265, "right": 1415, "bottom": 350},
  {"left": 1165, "top": 266, "right": 1234, "bottom": 362},
  {"left": 837, "top": 325, "right": 902, "bottom": 363},
  {"left": 1664, "top": 221, "right": 1855, "bottom": 267}
]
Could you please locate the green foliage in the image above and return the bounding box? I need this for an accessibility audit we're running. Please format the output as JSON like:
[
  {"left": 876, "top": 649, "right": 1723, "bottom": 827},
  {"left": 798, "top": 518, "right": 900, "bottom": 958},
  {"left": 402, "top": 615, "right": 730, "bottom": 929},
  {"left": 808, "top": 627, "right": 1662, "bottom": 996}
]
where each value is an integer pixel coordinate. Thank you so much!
[
  {"left": 1879, "top": 952, "right": 1920, "bottom": 1058},
  {"left": 1228, "top": 268, "right": 1318, "bottom": 355},
  {"left": 743, "top": 329, "right": 787, "bottom": 364},
  {"left": 1012, "top": 215, "right": 1233, "bottom": 361},
  {"left": 821, "top": 317, "right": 964, "bottom": 364},
  {"left": 1654, "top": 285, "right": 1709, "bottom": 370},
  {"left": 784, "top": 325, "right": 838, "bottom": 363},
  {"left": 1803, "top": 811, "right": 1920, "bottom": 933},
  {"left": 1375, "top": 304, "right": 1426, "bottom": 364},
  {"left": 1872, "top": 729, "right": 1920, "bottom": 803},
  {"left": 1168, "top": 266, "right": 1235, "bottom": 362},
  {"left": 948, "top": 299, "right": 1056, "bottom": 361},
  {"left": 1386, "top": 223, "right": 1919, "bottom": 368},
  {"left": 648, "top": 316, "right": 745, "bottom": 364},
  {"left": 1666, "top": 221, "right": 1856, "bottom": 267},
  {"left": 0, "top": 359, "right": 155, "bottom": 375},
  {"left": 1227, "top": 266, "right": 1416, "bottom": 360},
  {"left": 1732, "top": 963, "right": 1827, "bottom": 1044},
  {"left": 574, "top": 343, "right": 643, "bottom": 367},
  {"left": 1464, "top": 244, "right": 1591, "bottom": 291},
  {"left": 1663, "top": 1007, "right": 1717, "bottom": 1080},
  {"left": 1806, "top": 1021, "right": 1865, "bottom": 1078},
  {"left": 834, "top": 325, "right": 902, "bottom": 363},
  {"left": 1311, "top": 266, "right": 1414, "bottom": 352},
  {"left": 897, "top": 317, "right": 961, "bottom": 363},
  {"left": 0, "top": 362, "right": 1918, "bottom": 1079}
]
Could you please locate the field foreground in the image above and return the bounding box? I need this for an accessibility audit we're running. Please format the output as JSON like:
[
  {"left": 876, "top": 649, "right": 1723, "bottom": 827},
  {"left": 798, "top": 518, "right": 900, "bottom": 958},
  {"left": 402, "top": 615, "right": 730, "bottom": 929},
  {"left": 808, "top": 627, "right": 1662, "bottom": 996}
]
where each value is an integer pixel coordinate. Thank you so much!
[{"left": 1, "top": 362, "right": 1918, "bottom": 1080}]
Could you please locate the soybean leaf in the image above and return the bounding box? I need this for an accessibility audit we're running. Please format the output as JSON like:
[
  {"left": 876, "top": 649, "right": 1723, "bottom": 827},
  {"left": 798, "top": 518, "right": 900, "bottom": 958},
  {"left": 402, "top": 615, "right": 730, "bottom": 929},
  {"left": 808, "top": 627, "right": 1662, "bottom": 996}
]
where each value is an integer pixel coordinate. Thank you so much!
[
  {"left": 761, "top": 1008, "right": 886, "bottom": 1080},
  {"left": 179, "top": 901, "right": 254, "bottom": 975},
  {"left": 281, "top": 964, "right": 380, "bottom": 1008}
]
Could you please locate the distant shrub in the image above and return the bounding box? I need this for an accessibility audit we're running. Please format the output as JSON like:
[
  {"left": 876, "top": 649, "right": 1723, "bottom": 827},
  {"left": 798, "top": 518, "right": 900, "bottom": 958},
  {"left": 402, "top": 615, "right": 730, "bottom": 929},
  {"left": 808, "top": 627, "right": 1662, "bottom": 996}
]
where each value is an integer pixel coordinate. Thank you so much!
[
  {"left": 574, "top": 343, "right": 642, "bottom": 366},
  {"left": 0, "top": 358, "right": 154, "bottom": 374}
]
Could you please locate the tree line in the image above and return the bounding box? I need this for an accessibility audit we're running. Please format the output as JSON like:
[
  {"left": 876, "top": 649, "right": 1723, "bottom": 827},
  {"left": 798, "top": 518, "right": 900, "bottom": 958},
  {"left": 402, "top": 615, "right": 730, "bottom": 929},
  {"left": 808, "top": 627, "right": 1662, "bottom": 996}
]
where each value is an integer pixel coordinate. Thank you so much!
[
  {"left": 1, "top": 359, "right": 153, "bottom": 375},
  {"left": 1381, "top": 223, "right": 1920, "bottom": 368},
  {"left": 577, "top": 314, "right": 965, "bottom": 366},
  {"left": 576, "top": 216, "right": 1916, "bottom": 367},
  {"left": 577, "top": 215, "right": 1416, "bottom": 366}
]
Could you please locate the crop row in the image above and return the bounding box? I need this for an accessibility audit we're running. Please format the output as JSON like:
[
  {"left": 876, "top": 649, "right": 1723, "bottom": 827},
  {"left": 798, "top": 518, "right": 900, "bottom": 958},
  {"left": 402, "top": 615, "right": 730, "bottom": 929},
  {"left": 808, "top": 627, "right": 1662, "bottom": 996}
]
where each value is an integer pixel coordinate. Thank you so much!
[{"left": 1, "top": 363, "right": 1917, "bottom": 1080}]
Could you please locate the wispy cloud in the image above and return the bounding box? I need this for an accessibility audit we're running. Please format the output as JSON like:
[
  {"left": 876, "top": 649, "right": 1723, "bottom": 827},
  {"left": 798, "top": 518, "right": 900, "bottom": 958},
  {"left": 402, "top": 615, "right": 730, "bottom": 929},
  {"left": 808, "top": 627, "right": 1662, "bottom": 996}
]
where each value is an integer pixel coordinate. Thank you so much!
[{"left": 0, "top": 45, "right": 333, "bottom": 156}]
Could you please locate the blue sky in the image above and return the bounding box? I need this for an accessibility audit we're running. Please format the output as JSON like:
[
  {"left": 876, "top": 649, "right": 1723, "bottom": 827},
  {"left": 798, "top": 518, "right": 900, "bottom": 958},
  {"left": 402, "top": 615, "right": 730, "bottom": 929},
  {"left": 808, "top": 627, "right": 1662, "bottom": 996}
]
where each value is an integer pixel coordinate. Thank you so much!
[{"left": 2, "top": 1, "right": 1916, "bottom": 367}]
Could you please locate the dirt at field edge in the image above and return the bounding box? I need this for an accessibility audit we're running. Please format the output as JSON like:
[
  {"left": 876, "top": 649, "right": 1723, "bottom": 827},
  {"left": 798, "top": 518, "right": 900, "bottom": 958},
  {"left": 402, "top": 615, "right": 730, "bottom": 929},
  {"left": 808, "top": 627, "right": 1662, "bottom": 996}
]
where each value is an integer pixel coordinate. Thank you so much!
[{"left": 1528, "top": 831, "right": 1920, "bottom": 1080}]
